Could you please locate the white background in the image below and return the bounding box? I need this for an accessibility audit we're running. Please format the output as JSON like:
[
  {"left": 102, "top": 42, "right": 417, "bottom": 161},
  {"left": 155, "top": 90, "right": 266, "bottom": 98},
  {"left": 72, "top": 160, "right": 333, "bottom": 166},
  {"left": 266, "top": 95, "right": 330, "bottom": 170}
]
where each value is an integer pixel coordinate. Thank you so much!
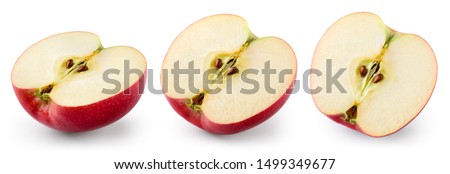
[{"left": 1, "top": 0, "right": 448, "bottom": 173}]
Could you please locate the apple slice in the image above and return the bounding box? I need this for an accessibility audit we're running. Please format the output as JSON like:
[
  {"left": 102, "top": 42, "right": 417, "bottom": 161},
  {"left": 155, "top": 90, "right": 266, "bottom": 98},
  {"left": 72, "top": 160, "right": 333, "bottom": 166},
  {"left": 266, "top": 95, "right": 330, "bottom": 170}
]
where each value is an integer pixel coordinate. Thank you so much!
[
  {"left": 311, "top": 12, "right": 437, "bottom": 137},
  {"left": 162, "top": 14, "right": 297, "bottom": 134},
  {"left": 11, "top": 31, "right": 146, "bottom": 132}
]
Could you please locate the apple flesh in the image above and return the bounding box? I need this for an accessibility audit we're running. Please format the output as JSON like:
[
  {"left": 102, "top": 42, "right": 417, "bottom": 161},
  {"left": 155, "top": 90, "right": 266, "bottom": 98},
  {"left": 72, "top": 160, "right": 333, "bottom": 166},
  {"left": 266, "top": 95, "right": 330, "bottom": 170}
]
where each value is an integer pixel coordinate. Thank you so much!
[
  {"left": 311, "top": 12, "right": 437, "bottom": 137},
  {"left": 11, "top": 32, "right": 146, "bottom": 132},
  {"left": 162, "top": 14, "right": 297, "bottom": 134}
]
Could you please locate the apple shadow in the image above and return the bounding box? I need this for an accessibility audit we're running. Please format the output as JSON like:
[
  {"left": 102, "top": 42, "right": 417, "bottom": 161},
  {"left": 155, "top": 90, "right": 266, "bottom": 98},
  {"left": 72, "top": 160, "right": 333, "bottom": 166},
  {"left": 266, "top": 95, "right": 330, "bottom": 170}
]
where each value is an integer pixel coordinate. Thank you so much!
[
  {"left": 381, "top": 117, "right": 425, "bottom": 142},
  {"left": 339, "top": 114, "right": 427, "bottom": 144},
  {"left": 48, "top": 115, "right": 138, "bottom": 144},
  {"left": 199, "top": 112, "right": 288, "bottom": 144}
]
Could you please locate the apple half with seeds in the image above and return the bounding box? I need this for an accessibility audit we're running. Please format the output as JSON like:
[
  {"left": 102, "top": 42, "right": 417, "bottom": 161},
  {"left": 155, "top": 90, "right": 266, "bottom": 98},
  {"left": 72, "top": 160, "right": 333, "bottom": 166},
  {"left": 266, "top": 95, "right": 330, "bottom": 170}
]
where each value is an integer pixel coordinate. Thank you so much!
[
  {"left": 12, "top": 32, "right": 146, "bottom": 132},
  {"left": 311, "top": 12, "right": 437, "bottom": 137},
  {"left": 162, "top": 14, "right": 297, "bottom": 134}
]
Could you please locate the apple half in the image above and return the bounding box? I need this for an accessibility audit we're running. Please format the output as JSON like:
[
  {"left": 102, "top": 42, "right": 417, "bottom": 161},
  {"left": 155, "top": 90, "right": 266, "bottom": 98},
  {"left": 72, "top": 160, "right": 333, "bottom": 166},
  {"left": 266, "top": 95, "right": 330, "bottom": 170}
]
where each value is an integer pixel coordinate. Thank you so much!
[
  {"left": 11, "top": 32, "right": 146, "bottom": 132},
  {"left": 162, "top": 14, "right": 297, "bottom": 134},
  {"left": 311, "top": 12, "right": 437, "bottom": 137}
]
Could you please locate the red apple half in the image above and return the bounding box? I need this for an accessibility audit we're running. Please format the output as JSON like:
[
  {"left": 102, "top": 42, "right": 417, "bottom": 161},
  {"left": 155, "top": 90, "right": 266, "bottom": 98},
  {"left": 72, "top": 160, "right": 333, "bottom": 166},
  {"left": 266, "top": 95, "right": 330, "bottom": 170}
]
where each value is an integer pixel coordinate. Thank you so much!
[
  {"left": 11, "top": 32, "right": 147, "bottom": 132},
  {"left": 162, "top": 14, "right": 297, "bottom": 134},
  {"left": 311, "top": 12, "right": 437, "bottom": 137}
]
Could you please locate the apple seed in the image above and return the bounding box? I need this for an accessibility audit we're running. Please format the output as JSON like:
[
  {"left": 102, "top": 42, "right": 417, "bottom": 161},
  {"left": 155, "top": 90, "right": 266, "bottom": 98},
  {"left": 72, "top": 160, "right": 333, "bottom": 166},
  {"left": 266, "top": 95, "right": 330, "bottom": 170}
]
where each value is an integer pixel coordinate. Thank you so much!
[
  {"left": 360, "top": 66, "right": 367, "bottom": 77},
  {"left": 66, "top": 59, "right": 74, "bottom": 69},
  {"left": 215, "top": 59, "right": 223, "bottom": 69},
  {"left": 77, "top": 65, "right": 89, "bottom": 72},
  {"left": 227, "top": 67, "right": 238, "bottom": 75},
  {"left": 372, "top": 74, "right": 384, "bottom": 83}
]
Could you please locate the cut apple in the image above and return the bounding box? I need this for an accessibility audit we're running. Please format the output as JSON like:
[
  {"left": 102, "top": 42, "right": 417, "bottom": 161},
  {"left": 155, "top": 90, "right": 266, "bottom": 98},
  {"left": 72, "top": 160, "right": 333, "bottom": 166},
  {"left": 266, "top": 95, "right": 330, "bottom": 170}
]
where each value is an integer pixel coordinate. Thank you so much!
[
  {"left": 162, "top": 14, "right": 297, "bottom": 134},
  {"left": 311, "top": 12, "right": 437, "bottom": 137},
  {"left": 11, "top": 31, "right": 146, "bottom": 132}
]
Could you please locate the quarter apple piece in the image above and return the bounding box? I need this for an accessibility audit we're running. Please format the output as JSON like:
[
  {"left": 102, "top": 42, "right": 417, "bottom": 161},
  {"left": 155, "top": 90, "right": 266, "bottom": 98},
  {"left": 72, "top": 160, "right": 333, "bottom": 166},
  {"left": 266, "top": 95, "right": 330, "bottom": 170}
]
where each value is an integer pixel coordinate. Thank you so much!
[
  {"left": 162, "top": 14, "right": 297, "bottom": 134},
  {"left": 12, "top": 32, "right": 146, "bottom": 132},
  {"left": 311, "top": 12, "right": 437, "bottom": 137}
]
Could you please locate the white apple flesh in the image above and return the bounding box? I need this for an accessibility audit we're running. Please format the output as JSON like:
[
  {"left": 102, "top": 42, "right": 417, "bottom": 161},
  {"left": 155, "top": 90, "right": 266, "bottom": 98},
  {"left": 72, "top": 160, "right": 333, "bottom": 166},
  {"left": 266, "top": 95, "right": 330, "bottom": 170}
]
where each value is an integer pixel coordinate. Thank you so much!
[
  {"left": 311, "top": 12, "right": 437, "bottom": 137},
  {"left": 11, "top": 32, "right": 147, "bottom": 132},
  {"left": 162, "top": 14, "right": 297, "bottom": 134}
]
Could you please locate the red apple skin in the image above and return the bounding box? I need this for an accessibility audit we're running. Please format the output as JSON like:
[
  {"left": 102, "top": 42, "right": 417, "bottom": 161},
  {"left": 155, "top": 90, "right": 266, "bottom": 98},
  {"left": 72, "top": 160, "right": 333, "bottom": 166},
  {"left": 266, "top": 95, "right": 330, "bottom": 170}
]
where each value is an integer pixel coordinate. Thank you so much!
[
  {"left": 164, "top": 83, "right": 294, "bottom": 134},
  {"left": 12, "top": 72, "right": 146, "bottom": 132},
  {"left": 324, "top": 114, "right": 365, "bottom": 135}
]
